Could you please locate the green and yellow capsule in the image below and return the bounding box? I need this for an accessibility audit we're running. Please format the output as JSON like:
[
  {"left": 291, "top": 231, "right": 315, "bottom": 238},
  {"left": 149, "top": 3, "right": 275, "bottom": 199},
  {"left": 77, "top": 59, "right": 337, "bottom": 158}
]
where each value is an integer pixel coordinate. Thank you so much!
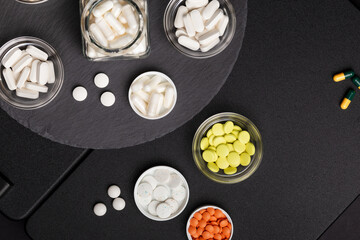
[
  {"left": 333, "top": 70, "right": 354, "bottom": 82},
  {"left": 352, "top": 76, "right": 360, "bottom": 89},
  {"left": 340, "top": 89, "right": 355, "bottom": 110}
]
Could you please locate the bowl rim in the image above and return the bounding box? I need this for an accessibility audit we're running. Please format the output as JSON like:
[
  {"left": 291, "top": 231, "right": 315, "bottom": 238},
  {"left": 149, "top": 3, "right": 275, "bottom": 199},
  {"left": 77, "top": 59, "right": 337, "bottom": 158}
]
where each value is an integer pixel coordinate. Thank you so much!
[
  {"left": 16, "top": 0, "right": 48, "bottom": 4},
  {"left": 128, "top": 71, "right": 177, "bottom": 120},
  {"left": 0, "top": 36, "right": 64, "bottom": 110},
  {"left": 192, "top": 112, "right": 263, "bottom": 184},
  {"left": 186, "top": 205, "right": 234, "bottom": 240},
  {"left": 133, "top": 165, "right": 190, "bottom": 221},
  {"left": 163, "top": 0, "right": 237, "bottom": 59}
]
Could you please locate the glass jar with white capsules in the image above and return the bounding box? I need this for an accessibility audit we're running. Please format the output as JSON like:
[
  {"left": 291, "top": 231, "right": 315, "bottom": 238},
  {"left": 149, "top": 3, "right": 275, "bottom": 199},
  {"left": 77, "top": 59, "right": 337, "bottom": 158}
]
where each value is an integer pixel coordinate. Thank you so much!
[{"left": 80, "top": 0, "right": 150, "bottom": 61}]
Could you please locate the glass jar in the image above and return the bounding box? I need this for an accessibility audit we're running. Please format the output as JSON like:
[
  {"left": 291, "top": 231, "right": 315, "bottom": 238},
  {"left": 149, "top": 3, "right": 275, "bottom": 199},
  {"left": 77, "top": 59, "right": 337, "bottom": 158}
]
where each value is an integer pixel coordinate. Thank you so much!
[{"left": 80, "top": 0, "right": 150, "bottom": 61}]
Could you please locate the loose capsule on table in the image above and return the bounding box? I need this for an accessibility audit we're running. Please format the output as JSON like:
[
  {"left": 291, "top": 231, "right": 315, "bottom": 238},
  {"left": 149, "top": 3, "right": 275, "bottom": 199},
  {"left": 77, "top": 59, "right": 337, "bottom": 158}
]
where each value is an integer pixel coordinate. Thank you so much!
[
  {"left": 333, "top": 70, "right": 354, "bottom": 82},
  {"left": 352, "top": 76, "right": 360, "bottom": 89},
  {"left": 340, "top": 89, "right": 355, "bottom": 110}
]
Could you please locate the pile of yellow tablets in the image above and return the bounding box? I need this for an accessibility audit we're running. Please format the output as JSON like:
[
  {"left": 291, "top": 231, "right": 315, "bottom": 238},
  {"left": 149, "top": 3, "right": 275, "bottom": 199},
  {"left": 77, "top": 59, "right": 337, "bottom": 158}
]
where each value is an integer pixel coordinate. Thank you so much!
[{"left": 200, "top": 121, "right": 255, "bottom": 175}]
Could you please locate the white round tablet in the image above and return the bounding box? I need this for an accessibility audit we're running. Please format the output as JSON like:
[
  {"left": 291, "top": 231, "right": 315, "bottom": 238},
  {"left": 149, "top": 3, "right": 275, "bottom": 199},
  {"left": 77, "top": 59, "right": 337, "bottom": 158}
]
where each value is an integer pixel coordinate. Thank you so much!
[
  {"left": 147, "top": 200, "right": 160, "bottom": 216},
  {"left": 137, "top": 182, "right": 153, "bottom": 199},
  {"left": 153, "top": 169, "right": 170, "bottom": 183},
  {"left": 168, "top": 174, "right": 182, "bottom": 189},
  {"left": 165, "top": 198, "right": 179, "bottom": 214},
  {"left": 142, "top": 175, "right": 158, "bottom": 190},
  {"left": 93, "top": 203, "right": 107, "bottom": 216},
  {"left": 72, "top": 86, "right": 87, "bottom": 102},
  {"left": 100, "top": 91, "right": 116, "bottom": 107},
  {"left": 112, "top": 198, "right": 126, "bottom": 211},
  {"left": 94, "top": 73, "right": 109, "bottom": 88},
  {"left": 171, "top": 186, "right": 186, "bottom": 202},
  {"left": 156, "top": 203, "right": 172, "bottom": 219},
  {"left": 153, "top": 185, "right": 170, "bottom": 202},
  {"left": 108, "top": 185, "right": 121, "bottom": 198},
  {"left": 138, "top": 195, "right": 152, "bottom": 207}
]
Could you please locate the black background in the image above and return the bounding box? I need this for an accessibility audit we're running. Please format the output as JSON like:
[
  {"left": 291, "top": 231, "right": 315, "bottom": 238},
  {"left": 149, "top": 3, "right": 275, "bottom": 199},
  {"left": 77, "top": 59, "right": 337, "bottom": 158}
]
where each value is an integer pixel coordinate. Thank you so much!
[{"left": 2, "top": 0, "right": 360, "bottom": 239}]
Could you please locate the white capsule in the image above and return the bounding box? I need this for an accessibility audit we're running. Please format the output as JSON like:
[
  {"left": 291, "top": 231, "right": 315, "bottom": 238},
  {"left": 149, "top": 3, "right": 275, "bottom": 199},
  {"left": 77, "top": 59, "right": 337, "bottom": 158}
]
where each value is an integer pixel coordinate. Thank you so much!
[
  {"left": 24, "top": 82, "right": 48, "bottom": 93},
  {"left": 175, "top": 28, "right": 187, "bottom": 38},
  {"left": 100, "top": 91, "right": 116, "bottom": 107},
  {"left": 112, "top": 198, "right": 126, "bottom": 211},
  {"left": 164, "top": 86, "right": 175, "bottom": 109},
  {"left": 29, "top": 60, "right": 40, "bottom": 83},
  {"left": 92, "top": 0, "right": 113, "bottom": 17},
  {"left": 143, "top": 75, "right": 162, "bottom": 92},
  {"left": 202, "top": 0, "right": 220, "bottom": 20},
  {"left": 93, "top": 203, "right": 107, "bottom": 216},
  {"left": 72, "top": 86, "right": 87, "bottom": 101},
  {"left": 95, "top": 17, "right": 102, "bottom": 23},
  {"left": 2, "top": 68, "right": 17, "bottom": 90},
  {"left": 2, "top": 47, "right": 22, "bottom": 69},
  {"left": 122, "top": 5, "right": 138, "bottom": 29},
  {"left": 86, "top": 44, "right": 97, "bottom": 58},
  {"left": 134, "top": 90, "right": 150, "bottom": 102},
  {"left": 198, "top": 28, "right": 220, "bottom": 45},
  {"left": 38, "top": 62, "right": 49, "bottom": 85},
  {"left": 109, "top": 34, "right": 133, "bottom": 48},
  {"left": 111, "top": 2, "right": 122, "bottom": 18},
  {"left": 119, "top": 14, "right": 128, "bottom": 24},
  {"left": 147, "top": 93, "right": 162, "bottom": 117},
  {"left": 131, "top": 75, "right": 149, "bottom": 92},
  {"left": 200, "top": 37, "right": 220, "bottom": 52},
  {"left": 97, "top": 18, "right": 116, "bottom": 41},
  {"left": 12, "top": 55, "right": 32, "bottom": 73},
  {"left": 16, "top": 88, "right": 39, "bottom": 99},
  {"left": 155, "top": 82, "right": 169, "bottom": 93},
  {"left": 205, "top": 8, "right": 223, "bottom": 30},
  {"left": 26, "top": 45, "right": 48, "bottom": 61},
  {"left": 104, "top": 12, "right": 125, "bottom": 35},
  {"left": 155, "top": 93, "right": 164, "bottom": 115},
  {"left": 186, "top": 0, "right": 208, "bottom": 10},
  {"left": 190, "top": 10, "right": 204, "bottom": 33},
  {"left": 131, "top": 94, "right": 147, "bottom": 115},
  {"left": 178, "top": 36, "right": 200, "bottom": 51},
  {"left": 156, "top": 203, "right": 172, "bottom": 219},
  {"left": 174, "top": 6, "right": 188, "bottom": 29},
  {"left": 183, "top": 14, "right": 196, "bottom": 37},
  {"left": 217, "top": 15, "right": 229, "bottom": 36},
  {"left": 89, "top": 23, "right": 108, "bottom": 48},
  {"left": 47, "top": 61, "right": 55, "bottom": 84},
  {"left": 16, "top": 67, "right": 30, "bottom": 89}
]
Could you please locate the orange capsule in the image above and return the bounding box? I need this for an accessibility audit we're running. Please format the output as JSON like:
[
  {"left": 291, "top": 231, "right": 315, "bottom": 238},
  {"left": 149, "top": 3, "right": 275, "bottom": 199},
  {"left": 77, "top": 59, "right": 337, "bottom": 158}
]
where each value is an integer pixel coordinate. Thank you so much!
[
  {"left": 202, "top": 211, "right": 211, "bottom": 221},
  {"left": 205, "top": 225, "right": 214, "bottom": 233},
  {"left": 202, "top": 231, "right": 213, "bottom": 239},
  {"left": 198, "top": 220, "right": 207, "bottom": 228},
  {"left": 190, "top": 218, "right": 199, "bottom": 227},
  {"left": 220, "top": 220, "right": 228, "bottom": 227},
  {"left": 188, "top": 226, "right": 197, "bottom": 235},
  {"left": 207, "top": 207, "right": 215, "bottom": 215},
  {"left": 194, "top": 212, "right": 203, "bottom": 220}
]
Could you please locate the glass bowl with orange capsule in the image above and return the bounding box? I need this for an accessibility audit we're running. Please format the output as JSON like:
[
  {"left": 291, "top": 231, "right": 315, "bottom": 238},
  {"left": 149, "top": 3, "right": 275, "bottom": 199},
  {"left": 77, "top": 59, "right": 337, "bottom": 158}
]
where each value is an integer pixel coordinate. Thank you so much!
[{"left": 186, "top": 205, "right": 233, "bottom": 240}]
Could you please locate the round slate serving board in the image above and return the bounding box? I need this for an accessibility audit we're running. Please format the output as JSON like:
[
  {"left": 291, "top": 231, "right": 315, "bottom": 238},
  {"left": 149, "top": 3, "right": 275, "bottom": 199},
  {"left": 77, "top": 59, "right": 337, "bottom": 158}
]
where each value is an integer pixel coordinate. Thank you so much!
[{"left": 0, "top": 0, "right": 247, "bottom": 149}]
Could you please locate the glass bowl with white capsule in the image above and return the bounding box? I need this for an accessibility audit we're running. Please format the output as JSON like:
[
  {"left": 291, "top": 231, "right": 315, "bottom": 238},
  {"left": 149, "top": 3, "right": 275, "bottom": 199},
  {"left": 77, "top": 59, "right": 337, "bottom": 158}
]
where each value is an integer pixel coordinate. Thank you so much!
[
  {"left": 164, "top": 0, "right": 236, "bottom": 59},
  {"left": 0, "top": 36, "right": 64, "bottom": 110}
]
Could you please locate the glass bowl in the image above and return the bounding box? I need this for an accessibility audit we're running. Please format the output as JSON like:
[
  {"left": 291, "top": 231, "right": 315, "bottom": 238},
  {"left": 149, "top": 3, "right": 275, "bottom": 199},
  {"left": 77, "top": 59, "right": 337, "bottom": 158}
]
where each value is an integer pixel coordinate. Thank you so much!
[
  {"left": 163, "top": 0, "right": 236, "bottom": 59},
  {"left": 0, "top": 36, "right": 64, "bottom": 110},
  {"left": 16, "top": 0, "right": 48, "bottom": 4},
  {"left": 192, "top": 112, "right": 263, "bottom": 184}
]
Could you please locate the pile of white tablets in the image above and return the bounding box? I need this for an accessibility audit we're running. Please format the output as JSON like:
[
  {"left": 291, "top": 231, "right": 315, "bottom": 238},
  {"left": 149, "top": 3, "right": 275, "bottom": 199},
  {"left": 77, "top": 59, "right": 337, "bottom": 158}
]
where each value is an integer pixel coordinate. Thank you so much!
[
  {"left": 93, "top": 184, "right": 126, "bottom": 217},
  {"left": 129, "top": 72, "right": 177, "bottom": 119},
  {"left": 174, "top": 0, "right": 229, "bottom": 52},
  {"left": 1, "top": 45, "right": 55, "bottom": 99},
  {"left": 136, "top": 168, "right": 188, "bottom": 220},
  {"left": 89, "top": 0, "right": 139, "bottom": 49}
]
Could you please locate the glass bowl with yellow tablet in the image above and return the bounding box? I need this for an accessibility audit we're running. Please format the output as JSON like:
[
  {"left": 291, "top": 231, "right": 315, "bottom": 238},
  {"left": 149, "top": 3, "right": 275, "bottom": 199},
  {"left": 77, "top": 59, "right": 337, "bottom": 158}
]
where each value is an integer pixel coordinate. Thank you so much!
[{"left": 192, "top": 112, "right": 263, "bottom": 184}]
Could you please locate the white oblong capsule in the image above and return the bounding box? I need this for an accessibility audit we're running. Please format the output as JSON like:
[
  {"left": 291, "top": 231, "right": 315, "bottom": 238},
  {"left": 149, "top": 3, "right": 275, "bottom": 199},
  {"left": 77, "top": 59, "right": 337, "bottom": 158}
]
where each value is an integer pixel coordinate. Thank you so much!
[
  {"left": 2, "top": 68, "right": 17, "bottom": 90},
  {"left": 16, "top": 88, "right": 39, "bottom": 99},
  {"left": 134, "top": 90, "right": 150, "bottom": 102},
  {"left": 30, "top": 60, "right": 40, "bottom": 83},
  {"left": 155, "top": 82, "right": 169, "bottom": 93},
  {"left": 92, "top": 0, "right": 113, "bottom": 17},
  {"left": 111, "top": 2, "right": 122, "bottom": 18},
  {"left": 131, "top": 94, "right": 147, "bottom": 115},
  {"left": 143, "top": 75, "right": 162, "bottom": 92},
  {"left": 198, "top": 28, "right": 220, "bottom": 45},
  {"left": 217, "top": 15, "right": 229, "bottom": 36},
  {"left": 164, "top": 86, "right": 175, "bottom": 109},
  {"left": 155, "top": 93, "right": 164, "bottom": 115},
  {"left": 202, "top": 0, "right": 220, "bottom": 20},
  {"left": 147, "top": 93, "right": 162, "bottom": 117},
  {"left": 89, "top": 23, "right": 108, "bottom": 47},
  {"left": 178, "top": 36, "right": 200, "bottom": 51},
  {"left": 12, "top": 55, "right": 33, "bottom": 73},
  {"left": 38, "top": 62, "right": 49, "bottom": 85},
  {"left": 2, "top": 47, "right": 22, "bottom": 69},
  {"left": 122, "top": 5, "right": 138, "bottom": 29},
  {"left": 190, "top": 10, "right": 204, "bottom": 33},
  {"left": 47, "top": 61, "right": 56, "bottom": 84},
  {"left": 97, "top": 18, "right": 116, "bottom": 41},
  {"left": 131, "top": 75, "right": 149, "bottom": 92},
  {"left": 86, "top": 44, "right": 97, "bottom": 58},
  {"left": 205, "top": 8, "right": 223, "bottom": 30},
  {"left": 24, "top": 82, "right": 48, "bottom": 93},
  {"left": 16, "top": 67, "right": 30, "bottom": 89},
  {"left": 200, "top": 37, "right": 220, "bottom": 52},
  {"left": 119, "top": 14, "right": 127, "bottom": 24},
  {"left": 109, "top": 34, "right": 133, "bottom": 48},
  {"left": 183, "top": 14, "right": 196, "bottom": 37},
  {"left": 174, "top": 6, "right": 188, "bottom": 29},
  {"left": 104, "top": 12, "right": 125, "bottom": 35},
  {"left": 175, "top": 28, "right": 187, "bottom": 38},
  {"left": 26, "top": 45, "right": 48, "bottom": 61},
  {"left": 186, "top": 0, "right": 208, "bottom": 10}
]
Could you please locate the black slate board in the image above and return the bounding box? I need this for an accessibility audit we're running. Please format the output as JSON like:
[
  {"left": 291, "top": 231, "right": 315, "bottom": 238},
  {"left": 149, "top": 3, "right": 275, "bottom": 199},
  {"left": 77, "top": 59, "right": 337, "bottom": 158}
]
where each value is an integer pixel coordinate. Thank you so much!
[
  {"left": 26, "top": 0, "right": 360, "bottom": 239},
  {"left": 0, "top": 0, "right": 247, "bottom": 149}
]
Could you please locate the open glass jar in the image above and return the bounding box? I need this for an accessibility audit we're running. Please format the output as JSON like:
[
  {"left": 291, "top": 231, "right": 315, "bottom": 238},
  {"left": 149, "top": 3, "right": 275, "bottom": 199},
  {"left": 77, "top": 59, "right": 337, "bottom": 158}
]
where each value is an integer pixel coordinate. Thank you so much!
[{"left": 80, "top": 0, "right": 150, "bottom": 61}]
